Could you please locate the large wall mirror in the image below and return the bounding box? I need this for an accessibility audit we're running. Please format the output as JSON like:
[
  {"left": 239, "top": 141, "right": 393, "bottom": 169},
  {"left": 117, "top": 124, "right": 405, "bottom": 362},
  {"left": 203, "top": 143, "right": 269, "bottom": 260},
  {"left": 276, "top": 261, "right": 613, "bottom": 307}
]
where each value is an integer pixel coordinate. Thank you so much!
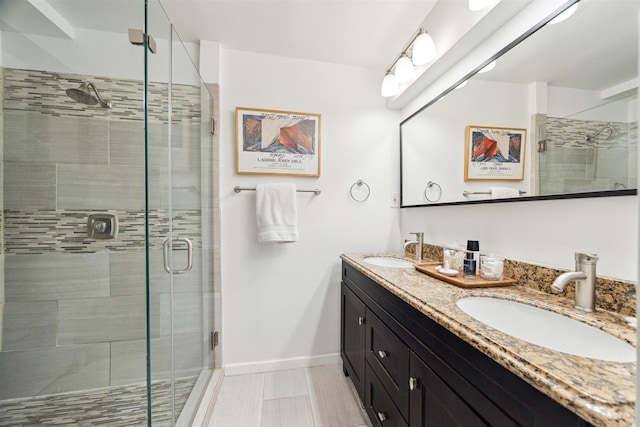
[{"left": 401, "top": 0, "right": 638, "bottom": 207}]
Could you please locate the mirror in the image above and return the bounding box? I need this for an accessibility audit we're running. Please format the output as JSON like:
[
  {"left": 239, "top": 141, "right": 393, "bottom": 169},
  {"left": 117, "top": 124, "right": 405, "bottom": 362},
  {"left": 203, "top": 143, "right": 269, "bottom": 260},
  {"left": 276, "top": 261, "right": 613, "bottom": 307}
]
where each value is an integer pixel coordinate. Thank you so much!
[{"left": 401, "top": 0, "right": 638, "bottom": 207}]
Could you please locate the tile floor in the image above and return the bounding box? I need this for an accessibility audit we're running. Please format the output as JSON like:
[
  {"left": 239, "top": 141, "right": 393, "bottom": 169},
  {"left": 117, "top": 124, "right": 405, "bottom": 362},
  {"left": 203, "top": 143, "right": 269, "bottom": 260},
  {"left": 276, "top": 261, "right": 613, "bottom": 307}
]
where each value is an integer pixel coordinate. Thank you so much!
[
  {"left": 0, "top": 377, "right": 197, "bottom": 426},
  {"left": 206, "top": 364, "right": 372, "bottom": 427}
]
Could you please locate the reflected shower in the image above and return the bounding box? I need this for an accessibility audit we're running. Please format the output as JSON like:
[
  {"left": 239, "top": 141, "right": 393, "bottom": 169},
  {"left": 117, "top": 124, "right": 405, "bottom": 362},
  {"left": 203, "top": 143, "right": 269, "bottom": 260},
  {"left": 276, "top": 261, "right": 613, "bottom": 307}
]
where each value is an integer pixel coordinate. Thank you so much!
[
  {"left": 585, "top": 125, "right": 613, "bottom": 142},
  {"left": 66, "top": 81, "right": 112, "bottom": 108}
]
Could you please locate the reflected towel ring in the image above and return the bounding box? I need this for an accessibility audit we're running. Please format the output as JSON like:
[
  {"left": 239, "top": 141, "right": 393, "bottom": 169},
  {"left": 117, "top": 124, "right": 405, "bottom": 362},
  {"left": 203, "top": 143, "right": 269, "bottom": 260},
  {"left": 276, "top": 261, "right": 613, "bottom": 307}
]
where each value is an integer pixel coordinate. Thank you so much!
[
  {"left": 350, "top": 179, "right": 371, "bottom": 202},
  {"left": 424, "top": 181, "right": 442, "bottom": 202}
]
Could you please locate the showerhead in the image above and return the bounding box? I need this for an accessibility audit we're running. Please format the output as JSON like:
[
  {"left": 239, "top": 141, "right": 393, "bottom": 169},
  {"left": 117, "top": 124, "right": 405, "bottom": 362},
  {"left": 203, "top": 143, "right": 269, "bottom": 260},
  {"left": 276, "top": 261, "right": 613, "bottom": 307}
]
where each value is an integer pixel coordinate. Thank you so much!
[
  {"left": 585, "top": 126, "right": 614, "bottom": 142},
  {"left": 65, "top": 82, "right": 112, "bottom": 108}
]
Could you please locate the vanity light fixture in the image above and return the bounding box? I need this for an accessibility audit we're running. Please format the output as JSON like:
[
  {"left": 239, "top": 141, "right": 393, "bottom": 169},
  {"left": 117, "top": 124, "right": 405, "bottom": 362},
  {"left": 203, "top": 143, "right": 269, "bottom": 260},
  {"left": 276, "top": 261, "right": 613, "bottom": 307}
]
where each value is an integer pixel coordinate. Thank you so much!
[
  {"left": 548, "top": 3, "right": 578, "bottom": 24},
  {"left": 469, "top": 0, "right": 500, "bottom": 12},
  {"left": 380, "top": 28, "right": 437, "bottom": 97},
  {"left": 411, "top": 29, "right": 436, "bottom": 65},
  {"left": 478, "top": 60, "right": 496, "bottom": 73},
  {"left": 381, "top": 71, "right": 400, "bottom": 97},
  {"left": 395, "top": 54, "right": 415, "bottom": 83}
]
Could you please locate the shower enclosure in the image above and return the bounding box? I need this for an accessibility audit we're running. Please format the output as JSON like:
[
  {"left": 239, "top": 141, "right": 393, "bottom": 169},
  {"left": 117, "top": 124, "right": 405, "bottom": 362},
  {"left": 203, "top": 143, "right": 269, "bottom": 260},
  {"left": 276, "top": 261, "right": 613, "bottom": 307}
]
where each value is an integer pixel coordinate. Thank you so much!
[
  {"left": 538, "top": 94, "right": 638, "bottom": 195},
  {"left": 0, "top": 1, "right": 216, "bottom": 425}
]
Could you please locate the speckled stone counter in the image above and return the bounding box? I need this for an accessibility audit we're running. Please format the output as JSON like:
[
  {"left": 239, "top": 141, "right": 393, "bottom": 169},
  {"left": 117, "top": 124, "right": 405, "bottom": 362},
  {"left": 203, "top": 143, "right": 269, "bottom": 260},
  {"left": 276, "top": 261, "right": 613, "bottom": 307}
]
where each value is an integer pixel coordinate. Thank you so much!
[{"left": 341, "top": 253, "right": 636, "bottom": 427}]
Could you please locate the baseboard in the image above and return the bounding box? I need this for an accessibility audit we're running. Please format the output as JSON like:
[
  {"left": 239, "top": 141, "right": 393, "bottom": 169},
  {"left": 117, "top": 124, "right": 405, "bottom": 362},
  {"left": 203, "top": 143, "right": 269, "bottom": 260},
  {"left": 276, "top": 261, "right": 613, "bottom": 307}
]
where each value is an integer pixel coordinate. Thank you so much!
[{"left": 223, "top": 352, "right": 341, "bottom": 376}]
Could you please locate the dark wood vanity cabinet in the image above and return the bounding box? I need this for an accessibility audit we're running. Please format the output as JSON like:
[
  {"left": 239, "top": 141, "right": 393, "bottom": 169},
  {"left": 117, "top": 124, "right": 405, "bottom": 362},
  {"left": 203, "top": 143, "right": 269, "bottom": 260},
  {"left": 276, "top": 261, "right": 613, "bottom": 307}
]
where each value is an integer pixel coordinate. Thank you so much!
[
  {"left": 341, "top": 283, "right": 366, "bottom": 401},
  {"left": 409, "top": 351, "right": 489, "bottom": 426},
  {"left": 341, "top": 261, "right": 592, "bottom": 427}
]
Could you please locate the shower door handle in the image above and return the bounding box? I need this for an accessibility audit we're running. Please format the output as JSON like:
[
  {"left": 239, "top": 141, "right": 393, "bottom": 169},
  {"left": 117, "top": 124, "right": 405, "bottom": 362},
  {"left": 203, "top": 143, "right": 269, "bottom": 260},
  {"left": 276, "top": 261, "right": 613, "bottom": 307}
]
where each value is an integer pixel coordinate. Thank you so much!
[{"left": 163, "top": 237, "right": 193, "bottom": 274}]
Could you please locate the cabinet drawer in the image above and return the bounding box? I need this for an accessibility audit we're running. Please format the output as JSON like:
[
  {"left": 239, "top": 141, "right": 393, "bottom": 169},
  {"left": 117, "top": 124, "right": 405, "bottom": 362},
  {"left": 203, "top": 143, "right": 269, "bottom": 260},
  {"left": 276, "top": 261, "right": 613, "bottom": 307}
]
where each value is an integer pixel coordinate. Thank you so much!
[
  {"left": 366, "top": 308, "right": 409, "bottom": 420},
  {"left": 366, "top": 363, "right": 408, "bottom": 427}
]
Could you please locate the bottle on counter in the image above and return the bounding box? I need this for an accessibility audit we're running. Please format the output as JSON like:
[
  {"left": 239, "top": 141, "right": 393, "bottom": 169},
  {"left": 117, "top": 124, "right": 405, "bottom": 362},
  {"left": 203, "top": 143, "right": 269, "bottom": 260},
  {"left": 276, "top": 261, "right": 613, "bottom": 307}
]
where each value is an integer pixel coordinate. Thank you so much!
[
  {"left": 463, "top": 251, "right": 477, "bottom": 280},
  {"left": 466, "top": 240, "right": 480, "bottom": 274}
]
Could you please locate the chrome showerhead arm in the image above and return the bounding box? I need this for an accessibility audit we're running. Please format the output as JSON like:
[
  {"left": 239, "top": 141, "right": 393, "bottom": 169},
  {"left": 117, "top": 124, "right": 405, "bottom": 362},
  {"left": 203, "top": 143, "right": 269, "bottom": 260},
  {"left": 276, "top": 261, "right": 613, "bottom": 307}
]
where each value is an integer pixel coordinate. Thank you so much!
[{"left": 86, "top": 82, "right": 112, "bottom": 108}]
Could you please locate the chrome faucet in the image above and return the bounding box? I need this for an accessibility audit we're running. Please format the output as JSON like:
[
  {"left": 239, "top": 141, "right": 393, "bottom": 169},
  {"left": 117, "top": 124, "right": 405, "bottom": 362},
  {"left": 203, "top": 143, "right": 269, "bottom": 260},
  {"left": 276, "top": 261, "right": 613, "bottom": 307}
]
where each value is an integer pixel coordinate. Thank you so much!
[
  {"left": 551, "top": 252, "right": 599, "bottom": 312},
  {"left": 403, "top": 232, "right": 424, "bottom": 262}
]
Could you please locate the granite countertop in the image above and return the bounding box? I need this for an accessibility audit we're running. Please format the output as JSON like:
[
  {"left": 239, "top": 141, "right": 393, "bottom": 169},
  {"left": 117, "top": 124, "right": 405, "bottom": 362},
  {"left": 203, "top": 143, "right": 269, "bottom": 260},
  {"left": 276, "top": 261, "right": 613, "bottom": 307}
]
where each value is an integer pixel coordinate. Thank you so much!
[{"left": 341, "top": 253, "right": 636, "bottom": 427}]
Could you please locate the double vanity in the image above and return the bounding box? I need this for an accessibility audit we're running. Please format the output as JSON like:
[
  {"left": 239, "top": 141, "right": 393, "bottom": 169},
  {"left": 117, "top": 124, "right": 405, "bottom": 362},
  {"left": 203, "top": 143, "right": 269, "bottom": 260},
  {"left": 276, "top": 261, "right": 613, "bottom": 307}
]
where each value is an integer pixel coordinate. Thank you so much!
[{"left": 340, "top": 253, "right": 636, "bottom": 426}]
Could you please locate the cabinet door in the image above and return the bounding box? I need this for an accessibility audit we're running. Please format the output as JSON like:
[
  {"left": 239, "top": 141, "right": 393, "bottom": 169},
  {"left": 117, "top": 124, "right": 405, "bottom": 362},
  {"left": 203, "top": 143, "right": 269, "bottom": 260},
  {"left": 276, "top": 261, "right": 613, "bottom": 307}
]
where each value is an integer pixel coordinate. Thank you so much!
[
  {"left": 409, "top": 351, "right": 488, "bottom": 427},
  {"left": 341, "top": 282, "right": 366, "bottom": 401}
]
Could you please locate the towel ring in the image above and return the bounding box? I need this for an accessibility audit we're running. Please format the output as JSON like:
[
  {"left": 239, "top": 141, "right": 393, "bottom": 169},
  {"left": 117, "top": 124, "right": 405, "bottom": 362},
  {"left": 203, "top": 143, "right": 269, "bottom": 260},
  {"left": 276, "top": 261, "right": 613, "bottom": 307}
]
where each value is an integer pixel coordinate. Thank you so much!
[
  {"left": 349, "top": 179, "right": 371, "bottom": 202},
  {"left": 424, "top": 181, "right": 442, "bottom": 202}
]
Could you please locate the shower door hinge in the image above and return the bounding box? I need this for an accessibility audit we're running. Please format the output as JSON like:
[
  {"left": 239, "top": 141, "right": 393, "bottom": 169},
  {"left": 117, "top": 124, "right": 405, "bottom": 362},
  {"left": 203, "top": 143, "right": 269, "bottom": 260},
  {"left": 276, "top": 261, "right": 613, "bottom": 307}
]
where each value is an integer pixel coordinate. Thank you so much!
[
  {"left": 210, "top": 331, "right": 219, "bottom": 350},
  {"left": 128, "top": 29, "right": 157, "bottom": 54},
  {"left": 537, "top": 139, "right": 547, "bottom": 152},
  {"left": 210, "top": 117, "right": 216, "bottom": 135}
]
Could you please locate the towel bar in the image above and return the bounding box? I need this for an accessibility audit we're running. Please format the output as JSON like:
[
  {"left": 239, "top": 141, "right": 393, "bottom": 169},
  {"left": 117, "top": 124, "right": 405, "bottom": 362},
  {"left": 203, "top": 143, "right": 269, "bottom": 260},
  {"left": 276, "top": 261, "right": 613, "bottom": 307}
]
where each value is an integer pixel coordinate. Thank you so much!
[
  {"left": 463, "top": 190, "right": 526, "bottom": 197},
  {"left": 234, "top": 186, "right": 321, "bottom": 195}
]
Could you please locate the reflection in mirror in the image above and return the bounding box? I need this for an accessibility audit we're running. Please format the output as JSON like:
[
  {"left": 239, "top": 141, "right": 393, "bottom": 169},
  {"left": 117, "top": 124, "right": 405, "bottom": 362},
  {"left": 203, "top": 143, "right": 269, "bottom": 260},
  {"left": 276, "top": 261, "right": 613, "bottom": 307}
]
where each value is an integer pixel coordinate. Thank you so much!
[
  {"left": 400, "top": 0, "right": 638, "bottom": 207},
  {"left": 539, "top": 95, "right": 636, "bottom": 195}
]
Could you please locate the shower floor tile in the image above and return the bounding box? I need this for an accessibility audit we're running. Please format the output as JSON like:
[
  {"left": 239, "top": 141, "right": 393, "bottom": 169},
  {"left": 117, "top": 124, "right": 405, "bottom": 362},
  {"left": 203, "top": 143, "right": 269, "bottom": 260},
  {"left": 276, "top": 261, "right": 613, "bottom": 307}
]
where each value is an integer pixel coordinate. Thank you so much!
[{"left": 0, "top": 377, "right": 197, "bottom": 426}]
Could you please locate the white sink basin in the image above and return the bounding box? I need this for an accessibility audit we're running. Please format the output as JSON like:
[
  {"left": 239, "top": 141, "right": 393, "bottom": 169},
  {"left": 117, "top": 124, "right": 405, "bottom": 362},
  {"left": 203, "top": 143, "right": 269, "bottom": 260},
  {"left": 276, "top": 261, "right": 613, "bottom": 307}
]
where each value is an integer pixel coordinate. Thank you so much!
[
  {"left": 363, "top": 256, "right": 413, "bottom": 268},
  {"left": 456, "top": 297, "right": 636, "bottom": 363}
]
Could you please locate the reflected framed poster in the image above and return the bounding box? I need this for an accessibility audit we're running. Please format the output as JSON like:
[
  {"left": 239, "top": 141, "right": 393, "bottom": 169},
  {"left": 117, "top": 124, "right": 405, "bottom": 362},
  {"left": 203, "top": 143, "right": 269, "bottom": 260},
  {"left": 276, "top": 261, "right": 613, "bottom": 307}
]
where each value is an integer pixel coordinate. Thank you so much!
[
  {"left": 236, "top": 107, "right": 321, "bottom": 176},
  {"left": 464, "top": 125, "right": 526, "bottom": 181}
]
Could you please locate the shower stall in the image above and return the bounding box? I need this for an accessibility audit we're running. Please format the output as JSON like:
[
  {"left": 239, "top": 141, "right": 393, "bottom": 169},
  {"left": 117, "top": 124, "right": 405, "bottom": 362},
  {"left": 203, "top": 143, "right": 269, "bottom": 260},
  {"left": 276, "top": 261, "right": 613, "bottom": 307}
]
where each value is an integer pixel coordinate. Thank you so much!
[
  {"left": 0, "top": 1, "right": 217, "bottom": 425},
  {"left": 538, "top": 95, "right": 638, "bottom": 195}
]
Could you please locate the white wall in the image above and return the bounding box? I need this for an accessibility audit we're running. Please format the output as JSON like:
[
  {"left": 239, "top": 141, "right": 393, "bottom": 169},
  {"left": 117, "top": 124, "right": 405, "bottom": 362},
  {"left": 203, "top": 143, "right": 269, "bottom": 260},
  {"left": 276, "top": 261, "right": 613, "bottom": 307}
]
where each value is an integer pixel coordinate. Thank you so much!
[
  {"left": 219, "top": 49, "right": 401, "bottom": 373},
  {"left": 400, "top": 195, "right": 636, "bottom": 280}
]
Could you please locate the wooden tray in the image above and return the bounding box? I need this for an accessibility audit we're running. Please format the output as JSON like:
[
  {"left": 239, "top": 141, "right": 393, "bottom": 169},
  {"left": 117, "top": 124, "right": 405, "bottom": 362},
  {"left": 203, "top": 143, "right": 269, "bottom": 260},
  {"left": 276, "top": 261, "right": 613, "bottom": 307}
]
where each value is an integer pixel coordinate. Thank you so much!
[{"left": 414, "top": 263, "right": 516, "bottom": 288}]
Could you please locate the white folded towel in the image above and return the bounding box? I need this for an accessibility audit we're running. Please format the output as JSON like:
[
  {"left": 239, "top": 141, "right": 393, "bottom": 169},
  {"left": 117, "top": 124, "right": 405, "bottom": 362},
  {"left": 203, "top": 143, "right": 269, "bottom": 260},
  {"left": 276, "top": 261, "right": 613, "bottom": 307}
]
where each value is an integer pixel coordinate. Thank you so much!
[
  {"left": 488, "top": 186, "right": 520, "bottom": 199},
  {"left": 256, "top": 183, "right": 299, "bottom": 243}
]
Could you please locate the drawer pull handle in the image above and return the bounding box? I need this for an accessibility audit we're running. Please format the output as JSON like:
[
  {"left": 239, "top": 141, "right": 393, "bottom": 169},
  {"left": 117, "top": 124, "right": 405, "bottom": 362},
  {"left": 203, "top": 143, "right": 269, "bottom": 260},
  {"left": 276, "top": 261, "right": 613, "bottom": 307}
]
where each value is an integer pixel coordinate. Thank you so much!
[
  {"left": 378, "top": 350, "right": 388, "bottom": 359},
  {"left": 409, "top": 377, "right": 418, "bottom": 391},
  {"left": 377, "top": 411, "right": 387, "bottom": 422},
  {"left": 358, "top": 316, "right": 365, "bottom": 326}
]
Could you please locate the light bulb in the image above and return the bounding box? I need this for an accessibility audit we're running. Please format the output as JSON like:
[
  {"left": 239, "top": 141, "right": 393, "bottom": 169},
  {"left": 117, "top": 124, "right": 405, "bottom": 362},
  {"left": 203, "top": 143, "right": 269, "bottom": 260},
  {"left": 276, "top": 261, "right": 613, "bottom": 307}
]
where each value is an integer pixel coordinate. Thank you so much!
[
  {"left": 395, "top": 54, "right": 415, "bottom": 83},
  {"left": 469, "top": 0, "right": 499, "bottom": 11},
  {"left": 549, "top": 3, "right": 578, "bottom": 24},
  {"left": 478, "top": 60, "right": 496, "bottom": 73},
  {"left": 412, "top": 31, "right": 436, "bottom": 65},
  {"left": 381, "top": 72, "right": 399, "bottom": 97}
]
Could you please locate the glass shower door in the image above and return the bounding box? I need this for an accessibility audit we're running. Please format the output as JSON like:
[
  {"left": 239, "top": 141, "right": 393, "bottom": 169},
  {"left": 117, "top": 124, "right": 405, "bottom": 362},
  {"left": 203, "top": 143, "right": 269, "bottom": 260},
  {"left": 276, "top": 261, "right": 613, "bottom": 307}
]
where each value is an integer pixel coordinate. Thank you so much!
[{"left": 145, "top": 2, "right": 213, "bottom": 425}]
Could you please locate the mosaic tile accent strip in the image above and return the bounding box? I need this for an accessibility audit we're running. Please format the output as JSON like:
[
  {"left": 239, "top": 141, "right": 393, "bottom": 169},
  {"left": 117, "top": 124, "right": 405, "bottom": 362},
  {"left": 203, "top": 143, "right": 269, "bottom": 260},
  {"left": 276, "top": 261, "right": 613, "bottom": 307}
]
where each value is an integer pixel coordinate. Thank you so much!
[
  {"left": 407, "top": 243, "right": 636, "bottom": 316},
  {"left": 0, "top": 377, "right": 197, "bottom": 427},
  {"left": 547, "top": 117, "right": 636, "bottom": 149},
  {"left": 0, "top": 67, "right": 4, "bottom": 111},
  {"left": 3, "top": 68, "right": 201, "bottom": 124},
  {"left": 4, "top": 209, "right": 202, "bottom": 254}
]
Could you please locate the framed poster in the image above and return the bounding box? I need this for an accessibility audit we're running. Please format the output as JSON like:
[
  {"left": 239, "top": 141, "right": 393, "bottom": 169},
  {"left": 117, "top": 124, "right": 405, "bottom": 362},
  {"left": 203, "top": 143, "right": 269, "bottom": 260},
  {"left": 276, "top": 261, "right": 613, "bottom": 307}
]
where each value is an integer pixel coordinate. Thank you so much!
[
  {"left": 236, "top": 107, "right": 321, "bottom": 176},
  {"left": 464, "top": 125, "right": 526, "bottom": 181}
]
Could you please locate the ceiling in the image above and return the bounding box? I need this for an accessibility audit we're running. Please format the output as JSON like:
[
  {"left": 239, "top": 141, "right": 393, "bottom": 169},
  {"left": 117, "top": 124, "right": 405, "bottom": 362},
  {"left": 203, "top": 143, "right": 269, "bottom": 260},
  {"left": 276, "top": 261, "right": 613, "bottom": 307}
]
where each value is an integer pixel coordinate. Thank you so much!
[
  {"left": 1, "top": 0, "right": 636, "bottom": 101},
  {"left": 36, "top": 0, "right": 437, "bottom": 71},
  {"left": 474, "top": 0, "right": 638, "bottom": 93}
]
